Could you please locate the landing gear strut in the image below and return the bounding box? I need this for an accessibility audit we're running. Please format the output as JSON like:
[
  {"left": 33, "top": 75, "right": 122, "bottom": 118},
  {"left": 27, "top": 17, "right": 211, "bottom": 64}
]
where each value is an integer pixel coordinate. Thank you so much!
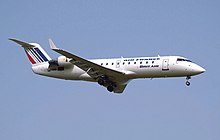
[{"left": 186, "top": 76, "right": 191, "bottom": 86}]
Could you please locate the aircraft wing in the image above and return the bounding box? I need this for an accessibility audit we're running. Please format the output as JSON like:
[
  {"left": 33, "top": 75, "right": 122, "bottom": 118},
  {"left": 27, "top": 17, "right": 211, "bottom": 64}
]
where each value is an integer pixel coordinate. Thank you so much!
[{"left": 49, "top": 39, "right": 128, "bottom": 93}]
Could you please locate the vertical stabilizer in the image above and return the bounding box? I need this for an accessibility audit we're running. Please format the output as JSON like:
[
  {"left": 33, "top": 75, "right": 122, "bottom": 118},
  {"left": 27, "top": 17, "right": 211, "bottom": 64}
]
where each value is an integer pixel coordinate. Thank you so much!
[{"left": 9, "top": 38, "right": 51, "bottom": 65}]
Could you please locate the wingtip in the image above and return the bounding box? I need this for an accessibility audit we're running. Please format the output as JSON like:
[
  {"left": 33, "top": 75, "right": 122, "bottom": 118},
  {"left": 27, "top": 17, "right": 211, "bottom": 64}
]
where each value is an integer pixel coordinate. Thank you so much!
[{"left": 49, "top": 38, "right": 59, "bottom": 50}]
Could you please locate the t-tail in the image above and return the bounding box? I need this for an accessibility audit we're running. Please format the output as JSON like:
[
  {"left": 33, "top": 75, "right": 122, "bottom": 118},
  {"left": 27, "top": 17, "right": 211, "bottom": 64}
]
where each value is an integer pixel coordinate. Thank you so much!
[{"left": 9, "top": 38, "right": 51, "bottom": 65}]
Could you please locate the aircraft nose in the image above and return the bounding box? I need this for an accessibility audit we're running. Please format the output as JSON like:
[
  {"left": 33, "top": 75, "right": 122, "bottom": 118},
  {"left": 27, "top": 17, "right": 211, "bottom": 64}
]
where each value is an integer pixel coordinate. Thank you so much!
[{"left": 194, "top": 65, "right": 206, "bottom": 74}]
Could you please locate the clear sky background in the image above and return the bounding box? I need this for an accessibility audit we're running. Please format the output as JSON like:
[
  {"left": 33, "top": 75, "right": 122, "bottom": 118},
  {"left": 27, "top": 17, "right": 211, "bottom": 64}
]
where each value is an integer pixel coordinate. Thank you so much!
[{"left": 1, "top": 0, "right": 220, "bottom": 140}]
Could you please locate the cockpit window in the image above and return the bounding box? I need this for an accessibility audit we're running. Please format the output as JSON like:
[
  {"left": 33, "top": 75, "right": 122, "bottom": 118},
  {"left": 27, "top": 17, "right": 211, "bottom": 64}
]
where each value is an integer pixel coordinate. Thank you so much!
[{"left": 177, "top": 58, "right": 192, "bottom": 62}]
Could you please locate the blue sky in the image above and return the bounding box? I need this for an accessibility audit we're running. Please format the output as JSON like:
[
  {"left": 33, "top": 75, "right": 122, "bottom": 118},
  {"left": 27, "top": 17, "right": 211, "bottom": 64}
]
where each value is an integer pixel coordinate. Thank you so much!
[{"left": 1, "top": 0, "right": 220, "bottom": 139}]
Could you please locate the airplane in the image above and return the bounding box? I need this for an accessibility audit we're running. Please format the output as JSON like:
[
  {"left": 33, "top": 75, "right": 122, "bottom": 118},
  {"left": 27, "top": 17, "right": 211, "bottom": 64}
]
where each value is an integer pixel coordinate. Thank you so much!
[{"left": 9, "top": 38, "right": 205, "bottom": 94}]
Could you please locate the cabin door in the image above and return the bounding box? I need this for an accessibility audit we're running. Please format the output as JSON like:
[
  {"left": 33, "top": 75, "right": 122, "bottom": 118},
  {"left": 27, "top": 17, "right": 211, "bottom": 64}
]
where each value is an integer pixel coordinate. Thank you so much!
[
  {"left": 116, "top": 60, "right": 121, "bottom": 68},
  {"left": 162, "top": 59, "right": 169, "bottom": 71}
]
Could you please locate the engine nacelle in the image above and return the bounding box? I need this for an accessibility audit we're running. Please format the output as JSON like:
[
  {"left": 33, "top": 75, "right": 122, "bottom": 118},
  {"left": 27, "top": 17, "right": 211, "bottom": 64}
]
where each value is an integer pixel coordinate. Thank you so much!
[{"left": 57, "top": 56, "right": 72, "bottom": 67}]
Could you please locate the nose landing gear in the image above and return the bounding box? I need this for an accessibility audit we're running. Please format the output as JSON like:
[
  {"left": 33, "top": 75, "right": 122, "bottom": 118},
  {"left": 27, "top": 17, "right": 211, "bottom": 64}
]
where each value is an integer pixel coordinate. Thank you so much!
[
  {"left": 186, "top": 81, "right": 190, "bottom": 86},
  {"left": 185, "top": 76, "right": 191, "bottom": 86}
]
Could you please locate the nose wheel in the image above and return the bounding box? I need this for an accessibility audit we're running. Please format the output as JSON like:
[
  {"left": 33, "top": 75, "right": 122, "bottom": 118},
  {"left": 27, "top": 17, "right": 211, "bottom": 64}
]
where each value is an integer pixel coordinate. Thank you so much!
[
  {"left": 186, "top": 81, "right": 190, "bottom": 86},
  {"left": 185, "top": 76, "right": 191, "bottom": 86}
]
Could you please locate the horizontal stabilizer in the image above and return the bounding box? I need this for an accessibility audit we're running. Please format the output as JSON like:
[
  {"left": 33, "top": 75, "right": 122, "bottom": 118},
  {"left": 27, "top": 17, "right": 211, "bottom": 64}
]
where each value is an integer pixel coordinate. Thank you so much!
[{"left": 9, "top": 38, "right": 35, "bottom": 48}]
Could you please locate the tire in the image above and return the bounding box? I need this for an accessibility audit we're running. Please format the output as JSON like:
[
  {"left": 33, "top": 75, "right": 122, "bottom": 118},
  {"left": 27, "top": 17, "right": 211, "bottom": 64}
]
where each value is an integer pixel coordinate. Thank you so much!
[
  {"left": 186, "top": 81, "right": 190, "bottom": 86},
  {"left": 107, "top": 86, "right": 114, "bottom": 92}
]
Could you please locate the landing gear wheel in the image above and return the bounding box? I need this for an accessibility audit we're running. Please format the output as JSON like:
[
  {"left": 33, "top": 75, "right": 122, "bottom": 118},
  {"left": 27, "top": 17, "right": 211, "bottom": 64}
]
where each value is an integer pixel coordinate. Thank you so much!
[
  {"left": 186, "top": 81, "right": 190, "bottom": 86},
  {"left": 107, "top": 86, "right": 114, "bottom": 92}
]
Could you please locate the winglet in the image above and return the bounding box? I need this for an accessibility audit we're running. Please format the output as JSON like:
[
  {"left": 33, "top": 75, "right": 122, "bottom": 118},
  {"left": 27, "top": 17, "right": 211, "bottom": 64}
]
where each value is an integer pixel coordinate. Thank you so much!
[
  {"left": 9, "top": 38, "right": 35, "bottom": 48},
  {"left": 49, "top": 38, "right": 59, "bottom": 50}
]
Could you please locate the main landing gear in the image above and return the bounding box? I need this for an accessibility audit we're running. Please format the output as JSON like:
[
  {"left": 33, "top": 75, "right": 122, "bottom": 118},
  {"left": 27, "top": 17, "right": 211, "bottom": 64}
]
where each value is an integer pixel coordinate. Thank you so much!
[
  {"left": 98, "top": 77, "right": 116, "bottom": 92},
  {"left": 185, "top": 76, "right": 191, "bottom": 86},
  {"left": 107, "top": 85, "right": 114, "bottom": 92}
]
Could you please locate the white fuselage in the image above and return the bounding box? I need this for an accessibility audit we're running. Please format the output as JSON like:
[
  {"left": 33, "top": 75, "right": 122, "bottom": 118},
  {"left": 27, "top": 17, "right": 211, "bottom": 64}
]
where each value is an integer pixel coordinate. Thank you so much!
[
  {"left": 32, "top": 55, "right": 205, "bottom": 81},
  {"left": 10, "top": 38, "right": 206, "bottom": 93}
]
